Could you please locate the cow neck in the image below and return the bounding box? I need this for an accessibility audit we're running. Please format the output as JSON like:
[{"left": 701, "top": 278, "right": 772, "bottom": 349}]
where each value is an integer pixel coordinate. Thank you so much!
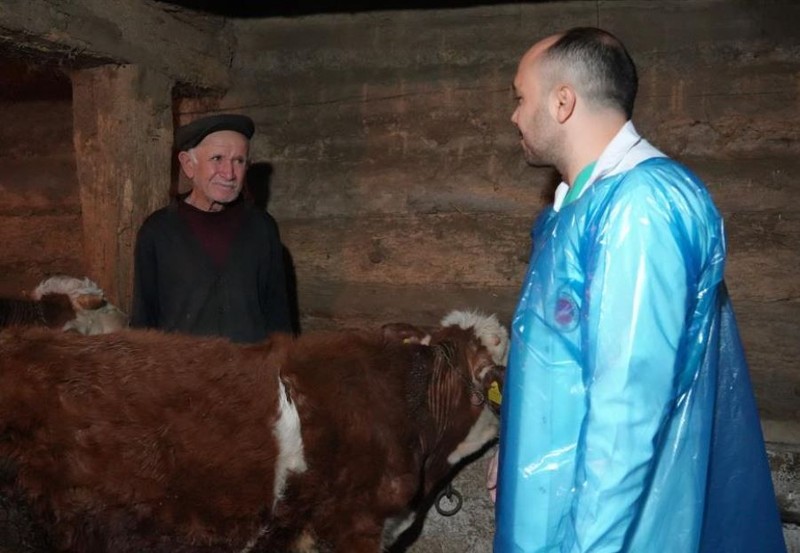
[{"left": 426, "top": 342, "right": 485, "bottom": 427}]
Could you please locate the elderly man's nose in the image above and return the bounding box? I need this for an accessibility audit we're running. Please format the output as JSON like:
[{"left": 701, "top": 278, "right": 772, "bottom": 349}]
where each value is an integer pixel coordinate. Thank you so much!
[{"left": 219, "top": 160, "right": 234, "bottom": 178}]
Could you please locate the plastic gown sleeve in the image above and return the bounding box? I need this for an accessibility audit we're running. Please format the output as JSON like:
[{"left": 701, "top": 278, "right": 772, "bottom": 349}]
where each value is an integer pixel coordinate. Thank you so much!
[{"left": 566, "top": 184, "right": 691, "bottom": 551}]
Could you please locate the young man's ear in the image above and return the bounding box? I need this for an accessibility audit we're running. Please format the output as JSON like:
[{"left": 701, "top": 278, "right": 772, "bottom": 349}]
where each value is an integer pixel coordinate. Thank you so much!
[
  {"left": 178, "top": 150, "right": 196, "bottom": 179},
  {"left": 553, "top": 84, "right": 577, "bottom": 124}
]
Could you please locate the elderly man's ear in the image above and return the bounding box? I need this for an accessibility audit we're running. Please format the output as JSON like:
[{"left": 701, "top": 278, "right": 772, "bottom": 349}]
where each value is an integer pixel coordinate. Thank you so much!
[{"left": 178, "top": 151, "right": 196, "bottom": 179}]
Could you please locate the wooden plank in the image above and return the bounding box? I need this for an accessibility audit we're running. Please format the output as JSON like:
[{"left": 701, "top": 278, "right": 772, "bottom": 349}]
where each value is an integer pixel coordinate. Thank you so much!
[
  {"left": 0, "top": 157, "right": 79, "bottom": 215},
  {"left": 240, "top": 79, "right": 515, "bottom": 165},
  {"left": 232, "top": 4, "right": 550, "bottom": 81},
  {"left": 225, "top": 0, "right": 799, "bottom": 191},
  {"left": 0, "top": 214, "right": 84, "bottom": 297},
  {"left": 294, "top": 279, "right": 798, "bottom": 426},
  {"left": 281, "top": 213, "right": 532, "bottom": 288},
  {"left": 735, "top": 299, "right": 800, "bottom": 424},
  {"left": 263, "top": 154, "right": 798, "bottom": 221},
  {"left": 297, "top": 279, "right": 518, "bottom": 332},
  {"left": 71, "top": 65, "right": 173, "bottom": 311},
  {"left": 725, "top": 210, "right": 800, "bottom": 302},
  {"left": 265, "top": 157, "right": 555, "bottom": 221},
  {"left": 0, "top": 100, "right": 74, "bottom": 159},
  {"left": 242, "top": 71, "right": 797, "bottom": 164},
  {"left": 0, "top": 0, "right": 231, "bottom": 90},
  {"left": 279, "top": 210, "right": 799, "bottom": 300},
  {"left": 689, "top": 156, "right": 800, "bottom": 214},
  {"left": 0, "top": 215, "right": 82, "bottom": 265}
]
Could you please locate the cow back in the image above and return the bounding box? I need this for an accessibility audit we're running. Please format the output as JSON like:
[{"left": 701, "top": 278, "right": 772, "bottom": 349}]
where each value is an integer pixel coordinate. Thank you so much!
[
  {"left": 262, "top": 331, "right": 431, "bottom": 547},
  {"left": 268, "top": 328, "right": 499, "bottom": 551},
  {"left": 0, "top": 327, "right": 290, "bottom": 551}
]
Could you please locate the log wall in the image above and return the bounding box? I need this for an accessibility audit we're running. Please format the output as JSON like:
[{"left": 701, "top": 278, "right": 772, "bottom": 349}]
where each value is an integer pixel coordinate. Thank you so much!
[
  {"left": 220, "top": 0, "right": 800, "bottom": 426},
  {"left": 0, "top": 2, "right": 231, "bottom": 306},
  {"left": 0, "top": 63, "right": 83, "bottom": 298},
  {"left": 0, "top": 1, "right": 797, "bottom": 549},
  {"left": 222, "top": 5, "right": 800, "bottom": 548}
]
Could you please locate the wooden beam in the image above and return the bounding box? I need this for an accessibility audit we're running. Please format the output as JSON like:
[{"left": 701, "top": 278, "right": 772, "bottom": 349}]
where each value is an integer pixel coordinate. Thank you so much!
[
  {"left": 0, "top": 0, "right": 231, "bottom": 90},
  {"left": 71, "top": 64, "right": 172, "bottom": 312}
]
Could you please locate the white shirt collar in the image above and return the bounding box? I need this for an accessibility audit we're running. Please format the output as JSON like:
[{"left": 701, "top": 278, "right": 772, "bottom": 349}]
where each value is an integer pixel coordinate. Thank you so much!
[{"left": 552, "top": 121, "right": 666, "bottom": 212}]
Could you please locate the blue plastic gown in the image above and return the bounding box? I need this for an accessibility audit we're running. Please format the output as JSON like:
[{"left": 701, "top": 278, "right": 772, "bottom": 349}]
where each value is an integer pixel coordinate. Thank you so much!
[{"left": 494, "top": 124, "right": 786, "bottom": 552}]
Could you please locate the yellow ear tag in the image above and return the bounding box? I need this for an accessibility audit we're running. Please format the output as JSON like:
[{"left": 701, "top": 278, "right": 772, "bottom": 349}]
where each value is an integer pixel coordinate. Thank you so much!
[{"left": 488, "top": 381, "right": 502, "bottom": 406}]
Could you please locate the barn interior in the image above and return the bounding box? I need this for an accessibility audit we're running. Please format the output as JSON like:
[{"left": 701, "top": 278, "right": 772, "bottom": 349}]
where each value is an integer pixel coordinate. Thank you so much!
[{"left": 0, "top": 0, "right": 798, "bottom": 550}]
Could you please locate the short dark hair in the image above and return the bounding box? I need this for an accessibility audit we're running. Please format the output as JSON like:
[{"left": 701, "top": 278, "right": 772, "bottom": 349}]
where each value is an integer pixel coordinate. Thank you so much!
[{"left": 544, "top": 27, "right": 638, "bottom": 119}]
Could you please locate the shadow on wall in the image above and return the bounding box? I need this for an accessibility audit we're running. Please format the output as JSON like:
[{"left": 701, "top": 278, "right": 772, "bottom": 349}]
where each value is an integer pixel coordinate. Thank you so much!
[{"left": 247, "top": 162, "right": 301, "bottom": 335}]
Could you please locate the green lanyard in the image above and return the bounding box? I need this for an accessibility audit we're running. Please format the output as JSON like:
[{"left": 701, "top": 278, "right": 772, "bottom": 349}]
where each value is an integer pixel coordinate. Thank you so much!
[{"left": 563, "top": 161, "right": 597, "bottom": 207}]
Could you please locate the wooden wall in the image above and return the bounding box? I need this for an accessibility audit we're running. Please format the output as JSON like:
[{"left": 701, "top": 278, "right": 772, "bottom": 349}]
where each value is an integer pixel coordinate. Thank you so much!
[
  {"left": 1, "top": 1, "right": 794, "bottom": 421},
  {"left": 0, "top": 0, "right": 797, "bottom": 550},
  {"left": 0, "top": 61, "right": 83, "bottom": 297},
  {"left": 217, "top": 0, "right": 800, "bottom": 427},
  {"left": 0, "top": 0, "right": 232, "bottom": 306},
  {"left": 221, "top": 4, "right": 800, "bottom": 548},
  {"left": 0, "top": 0, "right": 795, "bottom": 448}
]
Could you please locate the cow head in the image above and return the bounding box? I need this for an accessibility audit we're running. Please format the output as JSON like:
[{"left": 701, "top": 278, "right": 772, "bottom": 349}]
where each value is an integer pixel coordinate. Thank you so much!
[
  {"left": 29, "top": 276, "right": 128, "bottom": 335},
  {"left": 421, "top": 310, "right": 508, "bottom": 470},
  {"left": 439, "top": 309, "right": 509, "bottom": 366}
]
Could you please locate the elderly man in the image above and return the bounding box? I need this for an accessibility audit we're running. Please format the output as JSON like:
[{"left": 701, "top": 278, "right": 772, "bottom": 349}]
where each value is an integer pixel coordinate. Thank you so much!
[
  {"left": 489, "top": 28, "right": 785, "bottom": 552},
  {"left": 131, "top": 114, "right": 293, "bottom": 343}
]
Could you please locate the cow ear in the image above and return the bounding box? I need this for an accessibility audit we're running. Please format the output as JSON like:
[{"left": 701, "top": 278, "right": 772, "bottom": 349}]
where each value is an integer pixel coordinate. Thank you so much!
[
  {"left": 74, "top": 294, "right": 107, "bottom": 311},
  {"left": 381, "top": 322, "right": 431, "bottom": 345}
]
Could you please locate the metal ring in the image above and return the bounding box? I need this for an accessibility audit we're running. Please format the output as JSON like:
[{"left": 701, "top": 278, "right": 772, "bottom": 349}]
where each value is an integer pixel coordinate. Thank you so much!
[{"left": 434, "top": 485, "right": 463, "bottom": 517}]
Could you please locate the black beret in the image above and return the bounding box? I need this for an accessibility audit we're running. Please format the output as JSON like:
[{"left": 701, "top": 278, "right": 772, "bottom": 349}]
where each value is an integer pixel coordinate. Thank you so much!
[{"left": 174, "top": 113, "right": 255, "bottom": 151}]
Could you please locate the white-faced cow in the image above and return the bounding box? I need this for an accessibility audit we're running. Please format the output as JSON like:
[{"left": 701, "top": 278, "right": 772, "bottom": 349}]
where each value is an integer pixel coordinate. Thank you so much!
[
  {"left": 0, "top": 310, "right": 506, "bottom": 553},
  {"left": 0, "top": 275, "right": 127, "bottom": 335}
]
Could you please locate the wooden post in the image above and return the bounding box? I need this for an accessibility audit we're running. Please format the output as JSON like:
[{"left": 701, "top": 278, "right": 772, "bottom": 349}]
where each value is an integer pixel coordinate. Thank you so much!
[{"left": 71, "top": 65, "right": 173, "bottom": 313}]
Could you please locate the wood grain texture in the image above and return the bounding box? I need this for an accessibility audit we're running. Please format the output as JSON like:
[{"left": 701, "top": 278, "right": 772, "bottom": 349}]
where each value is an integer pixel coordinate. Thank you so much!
[{"left": 71, "top": 65, "right": 173, "bottom": 311}]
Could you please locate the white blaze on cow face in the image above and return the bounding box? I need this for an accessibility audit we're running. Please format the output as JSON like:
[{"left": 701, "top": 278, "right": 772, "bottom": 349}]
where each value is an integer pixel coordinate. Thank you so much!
[
  {"left": 440, "top": 309, "right": 509, "bottom": 366},
  {"left": 272, "top": 378, "right": 307, "bottom": 509}
]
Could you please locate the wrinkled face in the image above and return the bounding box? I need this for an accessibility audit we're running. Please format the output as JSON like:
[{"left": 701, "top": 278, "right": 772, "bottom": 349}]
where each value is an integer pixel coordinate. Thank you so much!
[
  {"left": 510, "top": 41, "right": 561, "bottom": 167},
  {"left": 179, "top": 130, "right": 249, "bottom": 211}
]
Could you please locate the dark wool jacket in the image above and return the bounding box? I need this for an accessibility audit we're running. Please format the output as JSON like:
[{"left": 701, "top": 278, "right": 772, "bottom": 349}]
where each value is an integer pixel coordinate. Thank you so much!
[{"left": 130, "top": 199, "right": 293, "bottom": 343}]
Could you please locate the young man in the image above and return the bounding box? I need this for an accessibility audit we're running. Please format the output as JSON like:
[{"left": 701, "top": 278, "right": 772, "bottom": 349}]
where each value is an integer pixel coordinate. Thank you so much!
[
  {"left": 131, "top": 114, "right": 293, "bottom": 343},
  {"left": 490, "top": 27, "right": 785, "bottom": 552}
]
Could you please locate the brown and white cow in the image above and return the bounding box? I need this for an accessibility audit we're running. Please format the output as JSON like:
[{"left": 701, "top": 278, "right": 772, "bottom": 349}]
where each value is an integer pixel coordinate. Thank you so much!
[
  {"left": 0, "top": 310, "right": 506, "bottom": 553},
  {"left": 0, "top": 275, "right": 127, "bottom": 335}
]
